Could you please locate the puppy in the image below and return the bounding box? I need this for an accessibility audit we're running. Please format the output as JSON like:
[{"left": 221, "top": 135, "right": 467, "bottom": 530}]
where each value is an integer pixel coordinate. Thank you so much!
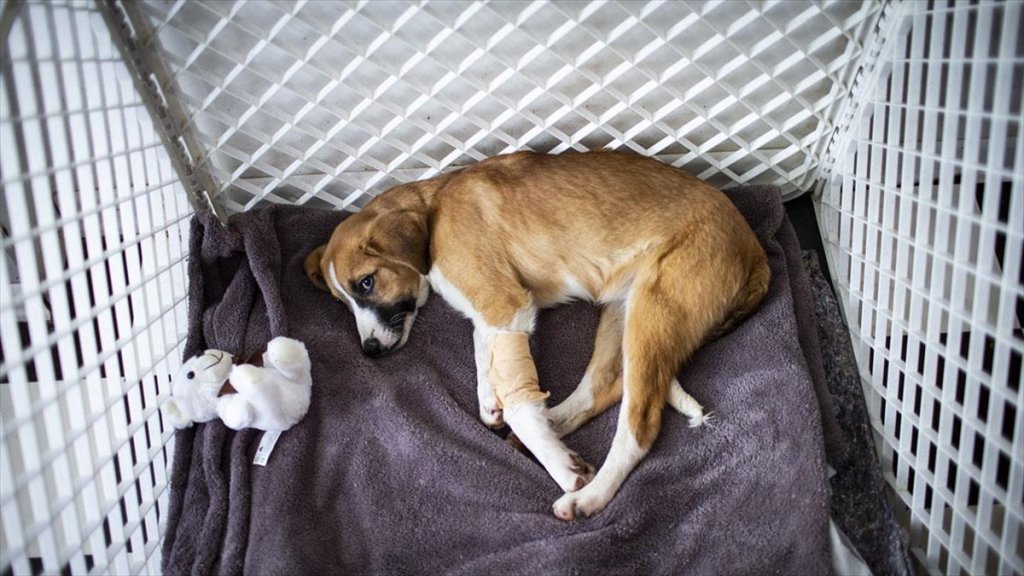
[{"left": 304, "top": 151, "right": 769, "bottom": 520}]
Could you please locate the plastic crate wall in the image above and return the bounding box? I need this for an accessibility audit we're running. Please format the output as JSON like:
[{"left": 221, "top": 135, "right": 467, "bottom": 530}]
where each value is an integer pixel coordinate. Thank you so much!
[
  {"left": 135, "top": 0, "right": 884, "bottom": 214},
  {"left": 0, "top": 2, "right": 191, "bottom": 574},
  {"left": 0, "top": 1, "right": 885, "bottom": 572},
  {"left": 818, "top": 1, "right": 1023, "bottom": 574}
]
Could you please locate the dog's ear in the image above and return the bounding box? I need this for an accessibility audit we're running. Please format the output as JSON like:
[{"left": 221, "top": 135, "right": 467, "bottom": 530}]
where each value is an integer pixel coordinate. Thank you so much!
[
  {"left": 364, "top": 210, "right": 429, "bottom": 275},
  {"left": 304, "top": 244, "right": 329, "bottom": 292}
]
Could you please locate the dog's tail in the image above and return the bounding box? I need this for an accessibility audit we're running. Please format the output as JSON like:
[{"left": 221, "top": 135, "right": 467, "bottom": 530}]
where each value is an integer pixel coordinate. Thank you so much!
[
  {"left": 667, "top": 378, "right": 713, "bottom": 427},
  {"left": 665, "top": 255, "right": 768, "bottom": 427}
]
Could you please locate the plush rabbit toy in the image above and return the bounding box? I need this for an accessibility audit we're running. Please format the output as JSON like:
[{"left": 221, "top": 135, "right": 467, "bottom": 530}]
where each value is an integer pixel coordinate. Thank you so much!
[{"left": 164, "top": 336, "right": 313, "bottom": 432}]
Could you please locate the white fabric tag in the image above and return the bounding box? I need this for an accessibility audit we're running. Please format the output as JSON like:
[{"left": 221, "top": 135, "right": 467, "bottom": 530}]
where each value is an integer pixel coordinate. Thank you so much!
[{"left": 253, "top": 430, "right": 282, "bottom": 466}]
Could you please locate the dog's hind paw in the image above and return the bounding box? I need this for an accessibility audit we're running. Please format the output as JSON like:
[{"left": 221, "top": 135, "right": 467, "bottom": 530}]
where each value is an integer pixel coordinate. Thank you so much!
[{"left": 552, "top": 486, "right": 607, "bottom": 521}]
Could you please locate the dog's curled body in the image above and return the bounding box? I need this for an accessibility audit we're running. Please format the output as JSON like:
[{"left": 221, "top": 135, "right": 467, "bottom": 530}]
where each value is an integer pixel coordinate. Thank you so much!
[{"left": 306, "top": 151, "right": 769, "bottom": 519}]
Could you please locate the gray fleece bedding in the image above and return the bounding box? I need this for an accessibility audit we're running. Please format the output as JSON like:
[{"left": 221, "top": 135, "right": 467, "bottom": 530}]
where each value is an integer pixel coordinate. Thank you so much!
[{"left": 163, "top": 186, "right": 841, "bottom": 575}]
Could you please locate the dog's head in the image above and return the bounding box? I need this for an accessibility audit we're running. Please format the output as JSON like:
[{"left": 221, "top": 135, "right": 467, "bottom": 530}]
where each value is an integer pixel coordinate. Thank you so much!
[{"left": 305, "top": 209, "right": 431, "bottom": 357}]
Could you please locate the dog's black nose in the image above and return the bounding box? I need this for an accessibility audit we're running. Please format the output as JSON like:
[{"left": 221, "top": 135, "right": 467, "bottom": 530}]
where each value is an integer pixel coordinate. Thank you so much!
[{"left": 362, "top": 338, "right": 383, "bottom": 357}]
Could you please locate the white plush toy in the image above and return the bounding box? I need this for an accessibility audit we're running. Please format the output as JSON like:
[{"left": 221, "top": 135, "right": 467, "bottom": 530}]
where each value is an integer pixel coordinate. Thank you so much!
[{"left": 164, "top": 336, "right": 313, "bottom": 432}]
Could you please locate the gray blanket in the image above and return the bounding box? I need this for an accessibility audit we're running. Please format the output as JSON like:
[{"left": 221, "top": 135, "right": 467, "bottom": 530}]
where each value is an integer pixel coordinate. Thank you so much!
[{"left": 163, "top": 186, "right": 839, "bottom": 575}]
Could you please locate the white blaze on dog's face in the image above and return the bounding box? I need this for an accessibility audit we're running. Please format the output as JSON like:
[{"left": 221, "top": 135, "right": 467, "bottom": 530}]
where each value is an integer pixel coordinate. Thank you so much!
[{"left": 306, "top": 209, "right": 430, "bottom": 357}]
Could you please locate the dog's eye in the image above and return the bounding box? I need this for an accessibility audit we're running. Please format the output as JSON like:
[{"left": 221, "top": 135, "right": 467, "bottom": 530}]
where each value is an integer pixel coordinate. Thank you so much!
[
  {"left": 359, "top": 274, "right": 374, "bottom": 295},
  {"left": 186, "top": 371, "right": 195, "bottom": 380}
]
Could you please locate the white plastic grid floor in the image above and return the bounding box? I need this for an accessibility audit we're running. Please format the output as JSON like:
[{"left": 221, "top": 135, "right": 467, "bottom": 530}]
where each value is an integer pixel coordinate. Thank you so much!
[
  {"left": 0, "top": 2, "right": 191, "bottom": 574},
  {"left": 819, "top": 1, "right": 1023, "bottom": 574},
  {"left": 136, "top": 0, "right": 884, "bottom": 214}
]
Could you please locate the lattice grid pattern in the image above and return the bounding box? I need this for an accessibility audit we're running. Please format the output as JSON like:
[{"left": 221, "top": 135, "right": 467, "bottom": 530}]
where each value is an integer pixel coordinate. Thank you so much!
[
  {"left": 0, "top": 2, "right": 190, "bottom": 574},
  {"left": 136, "top": 0, "right": 883, "bottom": 214},
  {"left": 819, "top": 1, "right": 1023, "bottom": 574}
]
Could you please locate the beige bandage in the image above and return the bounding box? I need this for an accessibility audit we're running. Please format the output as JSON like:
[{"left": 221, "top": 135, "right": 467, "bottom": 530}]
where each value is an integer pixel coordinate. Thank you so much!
[{"left": 487, "top": 331, "right": 550, "bottom": 410}]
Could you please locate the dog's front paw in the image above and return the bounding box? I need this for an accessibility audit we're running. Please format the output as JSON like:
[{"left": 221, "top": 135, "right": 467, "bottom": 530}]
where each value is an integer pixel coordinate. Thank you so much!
[
  {"left": 506, "top": 436, "right": 592, "bottom": 492},
  {"left": 479, "top": 400, "right": 504, "bottom": 429},
  {"left": 549, "top": 452, "right": 595, "bottom": 493},
  {"left": 566, "top": 453, "right": 595, "bottom": 491},
  {"left": 552, "top": 486, "right": 607, "bottom": 521}
]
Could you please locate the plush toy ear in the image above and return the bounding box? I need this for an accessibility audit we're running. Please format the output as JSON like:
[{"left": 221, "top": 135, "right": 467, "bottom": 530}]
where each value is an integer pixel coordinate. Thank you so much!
[
  {"left": 163, "top": 399, "right": 193, "bottom": 429},
  {"left": 304, "top": 244, "right": 329, "bottom": 292}
]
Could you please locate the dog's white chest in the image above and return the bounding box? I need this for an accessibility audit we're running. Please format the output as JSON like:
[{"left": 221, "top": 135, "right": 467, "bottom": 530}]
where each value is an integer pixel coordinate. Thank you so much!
[
  {"left": 427, "top": 265, "right": 534, "bottom": 333},
  {"left": 427, "top": 265, "right": 482, "bottom": 323}
]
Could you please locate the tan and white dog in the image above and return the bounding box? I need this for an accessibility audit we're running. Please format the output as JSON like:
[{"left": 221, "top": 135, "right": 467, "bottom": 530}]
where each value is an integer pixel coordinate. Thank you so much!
[{"left": 304, "top": 151, "right": 769, "bottom": 520}]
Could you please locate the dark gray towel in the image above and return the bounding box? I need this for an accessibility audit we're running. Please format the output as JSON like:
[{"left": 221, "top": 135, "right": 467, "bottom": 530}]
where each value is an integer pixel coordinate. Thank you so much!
[
  {"left": 804, "top": 252, "right": 914, "bottom": 576},
  {"left": 163, "top": 186, "right": 836, "bottom": 575}
]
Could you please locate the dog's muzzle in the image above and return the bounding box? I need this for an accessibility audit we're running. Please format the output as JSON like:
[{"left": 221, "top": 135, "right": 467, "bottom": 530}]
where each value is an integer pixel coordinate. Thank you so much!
[{"left": 358, "top": 306, "right": 417, "bottom": 357}]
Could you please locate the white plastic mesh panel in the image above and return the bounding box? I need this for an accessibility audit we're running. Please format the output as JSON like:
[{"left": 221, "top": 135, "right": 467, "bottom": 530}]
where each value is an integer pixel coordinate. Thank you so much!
[
  {"left": 136, "top": 0, "right": 884, "bottom": 214},
  {"left": 0, "top": 2, "right": 190, "bottom": 574},
  {"left": 819, "top": 1, "right": 1023, "bottom": 574}
]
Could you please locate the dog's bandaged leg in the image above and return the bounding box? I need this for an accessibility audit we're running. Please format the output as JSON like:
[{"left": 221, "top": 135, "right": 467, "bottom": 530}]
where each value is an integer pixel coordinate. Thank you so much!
[
  {"left": 487, "top": 331, "right": 591, "bottom": 493},
  {"left": 487, "top": 331, "right": 550, "bottom": 409}
]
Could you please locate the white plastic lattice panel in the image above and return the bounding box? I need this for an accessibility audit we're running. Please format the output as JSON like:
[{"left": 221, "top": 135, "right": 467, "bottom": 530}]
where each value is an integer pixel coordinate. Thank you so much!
[
  {"left": 0, "top": 2, "right": 191, "bottom": 574},
  {"left": 136, "top": 0, "right": 884, "bottom": 214},
  {"left": 819, "top": 1, "right": 1023, "bottom": 575}
]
